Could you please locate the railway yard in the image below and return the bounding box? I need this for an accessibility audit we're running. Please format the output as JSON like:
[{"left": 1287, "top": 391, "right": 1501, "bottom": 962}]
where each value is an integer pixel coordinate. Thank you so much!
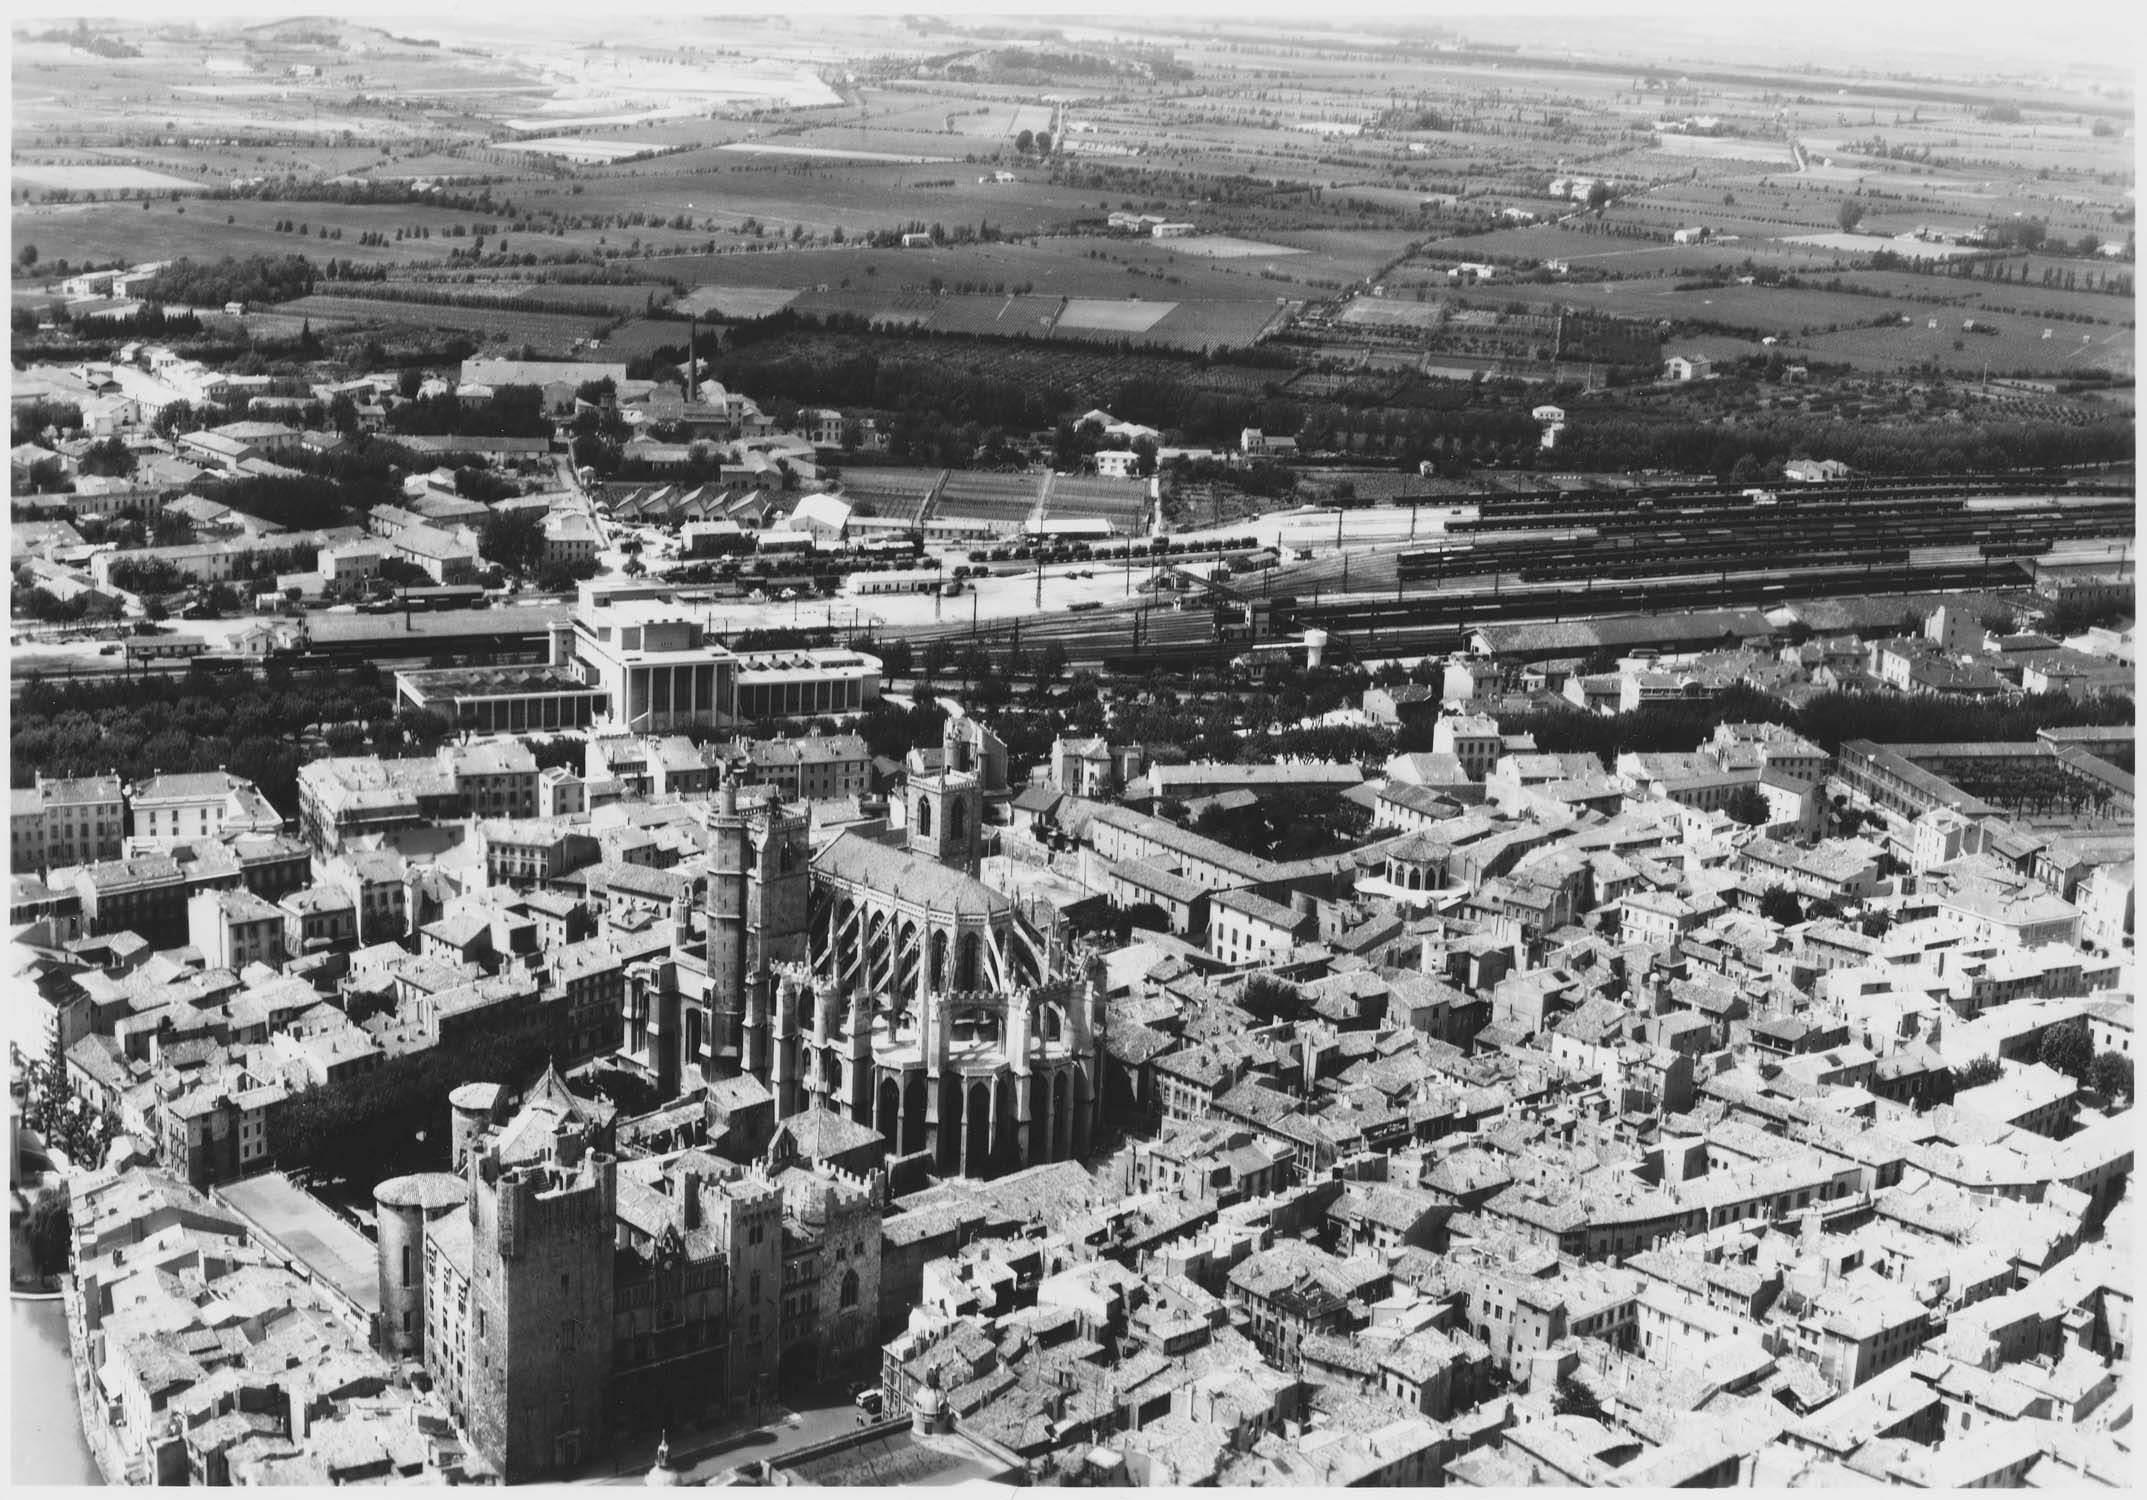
[{"left": 16, "top": 471, "right": 2132, "bottom": 691}]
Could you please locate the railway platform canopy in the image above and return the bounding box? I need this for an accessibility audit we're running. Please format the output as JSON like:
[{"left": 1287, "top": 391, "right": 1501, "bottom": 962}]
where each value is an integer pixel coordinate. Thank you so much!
[{"left": 1471, "top": 610, "right": 1773, "bottom": 661}]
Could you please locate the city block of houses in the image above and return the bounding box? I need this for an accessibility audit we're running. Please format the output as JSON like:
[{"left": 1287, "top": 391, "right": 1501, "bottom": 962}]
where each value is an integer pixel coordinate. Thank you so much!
[{"left": 11, "top": 564, "right": 2133, "bottom": 1487}]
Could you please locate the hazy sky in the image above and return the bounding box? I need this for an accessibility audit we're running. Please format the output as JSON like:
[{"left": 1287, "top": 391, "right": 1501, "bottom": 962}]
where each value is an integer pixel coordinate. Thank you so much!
[{"left": 26, "top": 1, "right": 2137, "bottom": 88}]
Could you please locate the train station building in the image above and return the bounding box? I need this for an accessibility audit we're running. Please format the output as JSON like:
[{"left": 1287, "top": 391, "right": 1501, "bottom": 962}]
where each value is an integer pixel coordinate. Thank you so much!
[{"left": 393, "top": 590, "right": 881, "bottom": 737}]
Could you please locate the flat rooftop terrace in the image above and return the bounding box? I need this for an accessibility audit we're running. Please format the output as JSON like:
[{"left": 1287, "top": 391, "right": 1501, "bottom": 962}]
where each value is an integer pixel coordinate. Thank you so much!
[
  {"left": 395, "top": 664, "right": 596, "bottom": 696},
  {"left": 215, "top": 1170, "right": 380, "bottom": 1319}
]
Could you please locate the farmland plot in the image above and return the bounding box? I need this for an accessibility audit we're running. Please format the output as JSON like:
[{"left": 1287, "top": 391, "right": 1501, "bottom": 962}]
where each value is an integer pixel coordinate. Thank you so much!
[
  {"left": 1050, "top": 300, "right": 1284, "bottom": 350},
  {"left": 927, "top": 295, "right": 1068, "bottom": 337},
  {"left": 627, "top": 239, "right": 1275, "bottom": 304},
  {"left": 714, "top": 142, "right": 955, "bottom": 164},
  {"left": 13, "top": 164, "right": 210, "bottom": 194},
  {"left": 272, "top": 295, "right": 609, "bottom": 350},
  {"left": 494, "top": 138, "right": 668, "bottom": 163},
  {"left": 675, "top": 286, "right": 802, "bottom": 318},
  {"left": 1336, "top": 300, "right": 1444, "bottom": 331},
  {"left": 1801, "top": 318, "right": 2133, "bottom": 378},
  {"left": 596, "top": 319, "right": 702, "bottom": 360},
  {"left": 1648, "top": 134, "right": 1800, "bottom": 165},
  {"left": 13, "top": 196, "right": 538, "bottom": 273},
  {"left": 1159, "top": 235, "right": 1307, "bottom": 259},
  {"left": 1783, "top": 232, "right": 1984, "bottom": 259},
  {"left": 369, "top": 280, "right": 673, "bottom": 313},
  {"left": 1057, "top": 299, "right": 1175, "bottom": 333}
]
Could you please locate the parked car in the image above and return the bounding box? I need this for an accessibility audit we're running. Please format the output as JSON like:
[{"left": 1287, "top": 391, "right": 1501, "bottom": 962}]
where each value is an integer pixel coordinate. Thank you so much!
[{"left": 853, "top": 1389, "right": 885, "bottom": 1415}]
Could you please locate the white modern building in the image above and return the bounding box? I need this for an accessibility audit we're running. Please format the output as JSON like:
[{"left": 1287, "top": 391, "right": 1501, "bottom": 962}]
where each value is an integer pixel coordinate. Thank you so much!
[{"left": 396, "top": 590, "right": 880, "bottom": 735}]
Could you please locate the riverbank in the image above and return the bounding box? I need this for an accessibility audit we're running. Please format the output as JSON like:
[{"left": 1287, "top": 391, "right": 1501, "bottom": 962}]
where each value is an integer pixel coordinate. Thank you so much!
[
  {"left": 11, "top": 1295, "right": 104, "bottom": 1485},
  {"left": 11, "top": 1190, "right": 64, "bottom": 1296}
]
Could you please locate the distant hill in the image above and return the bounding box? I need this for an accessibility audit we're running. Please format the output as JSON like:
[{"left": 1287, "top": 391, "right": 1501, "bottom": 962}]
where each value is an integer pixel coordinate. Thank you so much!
[{"left": 238, "top": 18, "right": 439, "bottom": 50}]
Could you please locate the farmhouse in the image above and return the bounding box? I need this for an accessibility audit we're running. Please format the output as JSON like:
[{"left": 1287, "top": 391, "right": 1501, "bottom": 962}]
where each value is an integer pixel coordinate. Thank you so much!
[{"left": 1663, "top": 355, "right": 1712, "bottom": 382}]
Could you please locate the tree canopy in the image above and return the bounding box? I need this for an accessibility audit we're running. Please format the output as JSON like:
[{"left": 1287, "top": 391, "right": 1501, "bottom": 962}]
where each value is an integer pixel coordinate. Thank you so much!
[
  {"left": 2035, "top": 1016, "right": 2093, "bottom": 1084},
  {"left": 140, "top": 253, "right": 316, "bottom": 307}
]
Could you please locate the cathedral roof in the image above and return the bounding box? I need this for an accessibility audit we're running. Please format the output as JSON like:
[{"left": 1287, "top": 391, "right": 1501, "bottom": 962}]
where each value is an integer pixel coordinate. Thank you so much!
[{"left": 811, "top": 832, "right": 1011, "bottom": 917}]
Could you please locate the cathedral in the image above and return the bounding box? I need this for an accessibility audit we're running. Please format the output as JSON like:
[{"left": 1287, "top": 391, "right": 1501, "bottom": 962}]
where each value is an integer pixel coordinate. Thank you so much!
[{"left": 620, "top": 723, "right": 1101, "bottom": 1179}]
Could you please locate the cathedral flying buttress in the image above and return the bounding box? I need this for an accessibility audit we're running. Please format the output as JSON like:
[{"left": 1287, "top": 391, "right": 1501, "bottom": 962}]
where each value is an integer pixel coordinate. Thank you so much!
[
  {"left": 618, "top": 775, "right": 1101, "bottom": 1182},
  {"left": 802, "top": 831, "right": 1101, "bottom": 1177}
]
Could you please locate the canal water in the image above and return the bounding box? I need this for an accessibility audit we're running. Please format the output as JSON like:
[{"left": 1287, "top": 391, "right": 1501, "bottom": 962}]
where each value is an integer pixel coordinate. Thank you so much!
[{"left": 12, "top": 1295, "right": 102, "bottom": 1484}]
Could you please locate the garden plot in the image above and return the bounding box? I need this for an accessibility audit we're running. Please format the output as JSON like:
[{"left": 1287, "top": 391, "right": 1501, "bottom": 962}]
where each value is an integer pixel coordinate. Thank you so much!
[{"left": 1056, "top": 299, "right": 1175, "bottom": 333}]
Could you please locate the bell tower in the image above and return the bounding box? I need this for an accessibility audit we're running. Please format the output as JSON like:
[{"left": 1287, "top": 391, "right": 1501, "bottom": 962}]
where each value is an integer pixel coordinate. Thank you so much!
[
  {"left": 906, "top": 770, "right": 981, "bottom": 874},
  {"left": 705, "top": 775, "right": 811, "bottom": 1074}
]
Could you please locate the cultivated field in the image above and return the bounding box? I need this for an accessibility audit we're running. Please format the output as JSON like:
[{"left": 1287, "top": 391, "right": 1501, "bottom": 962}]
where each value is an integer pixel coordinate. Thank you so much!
[
  {"left": 1649, "top": 134, "right": 1800, "bottom": 165},
  {"left": 674, "top": 286, "right": 801, "bottom": 318},
  {"left": 13, "top": 164, "right": 210, "bottom": 193},
  {"left": 1160, "top": 235, "right": 1307, "bottom": 259},
  {"left": 271, "top": 294, "right": 610, "bottom": 351},
  {"left": 493, "top": 139, "right": 669, "bottom": 163},
  {"left": 1058, "top": 298, "right": 1175, "bottom": 333},
  {"left": 7, "top": 11, "right": 2130, "bottom": 430}
]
